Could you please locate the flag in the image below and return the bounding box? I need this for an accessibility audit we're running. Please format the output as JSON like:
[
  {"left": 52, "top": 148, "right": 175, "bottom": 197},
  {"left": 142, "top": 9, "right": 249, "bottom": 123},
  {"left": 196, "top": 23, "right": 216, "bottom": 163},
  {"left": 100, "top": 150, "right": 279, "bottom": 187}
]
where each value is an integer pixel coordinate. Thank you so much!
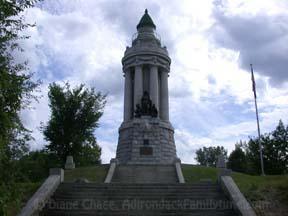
[{"left": 250, "top": 64, "right": 257, "bottom": 98}]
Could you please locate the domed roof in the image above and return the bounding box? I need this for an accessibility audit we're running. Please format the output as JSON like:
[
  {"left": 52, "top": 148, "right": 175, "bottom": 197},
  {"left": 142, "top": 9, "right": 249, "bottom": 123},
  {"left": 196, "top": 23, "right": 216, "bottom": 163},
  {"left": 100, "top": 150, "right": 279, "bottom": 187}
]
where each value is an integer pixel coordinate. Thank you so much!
[{"left": 136, "top": 9, "right": 156, "bottom": 30}]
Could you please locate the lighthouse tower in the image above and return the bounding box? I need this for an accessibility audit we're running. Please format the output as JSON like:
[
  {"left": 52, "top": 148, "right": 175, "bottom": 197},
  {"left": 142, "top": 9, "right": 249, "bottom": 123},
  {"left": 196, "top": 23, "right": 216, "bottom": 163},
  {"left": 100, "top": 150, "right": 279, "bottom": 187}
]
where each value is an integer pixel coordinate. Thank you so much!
[{"left": 116, "top": 9, "right": 177, "bottom": 164}]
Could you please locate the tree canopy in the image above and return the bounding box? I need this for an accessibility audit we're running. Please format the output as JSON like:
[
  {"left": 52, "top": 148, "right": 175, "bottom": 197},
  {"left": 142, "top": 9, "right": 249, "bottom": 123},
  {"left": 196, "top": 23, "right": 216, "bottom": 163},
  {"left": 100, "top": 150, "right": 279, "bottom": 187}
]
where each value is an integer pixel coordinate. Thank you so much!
[
  {"left": 195, "top": 120, "right": 288, "bottom": 175},
  {"left": 245, "top": 120, "right": 288, "bottom": 175},
  {"left": 0, "top": 0, "right": 39, "bottom": 159},
  {"left": 227, "top": 141, "right": 247, "bottom": 173},
  {"left": 195, "top": 146, "right": 227, "bottom": 167},
  {"left": 42, "top": 82, "right": 106, "bottom": 164},
  {"left": 0, "top": 0, "right": 39, "bottom": 214}
]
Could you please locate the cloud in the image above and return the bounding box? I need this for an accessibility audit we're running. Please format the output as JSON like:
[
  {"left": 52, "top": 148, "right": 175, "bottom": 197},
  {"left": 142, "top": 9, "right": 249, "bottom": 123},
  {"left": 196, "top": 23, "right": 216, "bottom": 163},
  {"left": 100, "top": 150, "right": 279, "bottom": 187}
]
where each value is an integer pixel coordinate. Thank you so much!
[
  {"left": 211, "top": 1, "right": 288, "bottom": 86},
  {"left": 20, "top": 84, "right": 50, "bottom": 150},
  {"left": 17, "top": 0, "right": 288, "bottom": 164},
  {"left": 175, "top": 129, "right": 213, "bottom": 163}
]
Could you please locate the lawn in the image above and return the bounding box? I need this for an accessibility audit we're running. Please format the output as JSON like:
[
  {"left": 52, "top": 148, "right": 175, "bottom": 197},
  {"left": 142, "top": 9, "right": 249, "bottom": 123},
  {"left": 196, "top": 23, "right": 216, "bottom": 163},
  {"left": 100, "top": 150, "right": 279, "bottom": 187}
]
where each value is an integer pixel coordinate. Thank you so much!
[
  {"left": 182, "top": 164, "right": 288, "bottom": 215},
  {"left": 181, "top": 163, "right": 218, "bottom": 183},
  {"left": 64, "top": 164, "right": 109, "bottom": 182}
]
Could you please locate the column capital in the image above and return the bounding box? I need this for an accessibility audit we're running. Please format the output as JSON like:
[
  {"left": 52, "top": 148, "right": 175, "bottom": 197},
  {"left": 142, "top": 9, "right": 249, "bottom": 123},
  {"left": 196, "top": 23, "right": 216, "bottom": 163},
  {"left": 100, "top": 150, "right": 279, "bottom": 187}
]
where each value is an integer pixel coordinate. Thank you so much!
[
  {"left": 122, "top": 55, "right": 170, "bottom": 72},
  {"left": 123, "top": 67, "right": 130, "bottom": 77},
  {"left": 135, "top": 64, "right": 142, "bottom": 69},
  {"left": 148, "top": 64, "right": 158, "bottom": 69}
]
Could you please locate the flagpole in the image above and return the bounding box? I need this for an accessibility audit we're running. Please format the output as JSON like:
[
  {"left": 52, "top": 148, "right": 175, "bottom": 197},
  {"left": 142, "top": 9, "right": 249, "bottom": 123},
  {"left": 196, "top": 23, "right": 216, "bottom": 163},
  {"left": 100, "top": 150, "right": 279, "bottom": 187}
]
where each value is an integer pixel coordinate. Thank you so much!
[{"left": 250, "top": 64, "right": 265, "bottom": 176}]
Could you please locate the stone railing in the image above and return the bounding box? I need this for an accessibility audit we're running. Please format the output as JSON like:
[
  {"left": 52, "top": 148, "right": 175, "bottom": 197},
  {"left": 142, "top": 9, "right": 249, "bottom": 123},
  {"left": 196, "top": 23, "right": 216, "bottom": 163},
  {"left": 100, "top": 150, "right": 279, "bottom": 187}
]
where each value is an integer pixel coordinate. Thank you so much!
[
  {"left": 220, "top": 176, "right": 256, "bottom": 216},
  {"left": 217, "top": 154, "right": 256, "bottom": 216},
  {"left": 18, "top": 168, "right": 64, "bottom": 216},
  {"left": 175, "top": 158, "right": 185, "bottom": 183},
  {"left": 104, "top": 158, "right": 118, "bottom": 183}
]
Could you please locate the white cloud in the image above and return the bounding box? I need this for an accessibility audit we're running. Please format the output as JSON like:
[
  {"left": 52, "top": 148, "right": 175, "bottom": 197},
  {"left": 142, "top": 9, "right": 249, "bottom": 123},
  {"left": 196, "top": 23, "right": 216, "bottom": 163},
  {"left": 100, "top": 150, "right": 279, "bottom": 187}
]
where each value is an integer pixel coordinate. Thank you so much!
[
  {"left": 17, "top": 0, "right": 288, "bottom": 164},
  {"left": 20, "top": 84, "right": 50, "bottom": 150}
]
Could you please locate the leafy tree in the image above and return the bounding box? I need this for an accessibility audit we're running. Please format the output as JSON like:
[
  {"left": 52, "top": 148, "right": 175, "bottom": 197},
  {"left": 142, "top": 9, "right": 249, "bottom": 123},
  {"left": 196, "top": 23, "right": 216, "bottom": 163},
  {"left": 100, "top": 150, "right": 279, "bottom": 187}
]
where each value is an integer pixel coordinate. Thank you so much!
[
  {"left": 77, "top": 144, "right": 102, "bottom": 166},
  {"left": 42, "top": 82, "right": 106, "bottom": 164},
  {"left": 0, "top": 0, "right": 39, "bottom": 214},
  {"left": 227, "top": 141, "right": 247, "bottom": 173},
  {"left": 269, "top": 120, "right": 288, "bottom": 174},
  {"left": 245, "top": 134, "right": 267, "bottom": 175},
  {"left": 195, "top": 146, "right": 227, "bottom": 167},
  {"left": 245, "top": 120, "right": 288, "bottom": 175},
  {"left": 0, "top": 0, "right": 39, "bottom": 158}
]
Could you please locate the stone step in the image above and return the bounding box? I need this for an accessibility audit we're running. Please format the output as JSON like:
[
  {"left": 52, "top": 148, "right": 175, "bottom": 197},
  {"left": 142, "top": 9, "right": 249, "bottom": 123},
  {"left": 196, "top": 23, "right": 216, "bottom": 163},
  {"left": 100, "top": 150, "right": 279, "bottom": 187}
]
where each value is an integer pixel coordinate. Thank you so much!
[
  {"left": 54, "top": 191, "right": 222, "bottom": 196},
  {"left": 111, "top": 165, "right": 178, "bottom": 183},
  {"left": 58, "top": 183, "right": 218, "bottom": 188},
  {"left": 40, "top": 182, "right": 237, "bottom": 215},
  {"left": 53, "top": 193, "right": 225, "bottom": 198},
  {"left": 55, "top": 186, "right": 220, "bottom": 191},
  {"left": 40, "top": 209, "right": 237, "bottom": 216}
]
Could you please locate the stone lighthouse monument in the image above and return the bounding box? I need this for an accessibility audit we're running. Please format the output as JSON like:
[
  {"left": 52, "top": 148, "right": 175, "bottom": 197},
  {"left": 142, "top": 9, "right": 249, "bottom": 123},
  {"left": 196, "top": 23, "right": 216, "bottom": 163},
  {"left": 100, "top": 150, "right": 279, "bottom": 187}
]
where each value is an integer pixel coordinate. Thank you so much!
[{"left": 116, "top": 9, "right": 177, "bottom": 164}]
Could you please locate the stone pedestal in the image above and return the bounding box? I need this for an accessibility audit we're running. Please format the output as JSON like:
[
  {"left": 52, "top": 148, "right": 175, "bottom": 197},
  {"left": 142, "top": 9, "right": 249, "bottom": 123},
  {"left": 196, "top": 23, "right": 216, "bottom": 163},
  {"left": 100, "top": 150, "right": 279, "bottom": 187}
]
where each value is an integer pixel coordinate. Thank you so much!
[
  {"left": 217, "top": 154, "right": 231, "bottom": 179},
  {"left": 116, "top": 117, "right": 177, "bottom": 164},
  {"left": 65, "top": 155, "right": 75, "bottom": 170}
]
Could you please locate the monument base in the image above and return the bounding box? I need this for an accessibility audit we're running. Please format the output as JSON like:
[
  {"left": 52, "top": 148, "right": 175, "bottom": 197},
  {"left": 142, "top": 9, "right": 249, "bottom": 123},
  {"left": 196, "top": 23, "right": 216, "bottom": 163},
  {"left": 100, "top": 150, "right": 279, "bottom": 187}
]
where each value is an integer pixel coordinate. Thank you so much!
[{"left": 116, "top": 117, "right": 177, "bottom": 164}]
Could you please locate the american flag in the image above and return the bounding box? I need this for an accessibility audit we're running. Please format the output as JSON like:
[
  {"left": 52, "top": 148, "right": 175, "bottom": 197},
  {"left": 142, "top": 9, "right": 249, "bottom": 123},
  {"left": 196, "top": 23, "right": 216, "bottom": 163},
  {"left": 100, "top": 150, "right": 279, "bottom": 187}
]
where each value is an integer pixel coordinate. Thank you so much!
[{"left": 250, "top": 64, "right": 257, "bottom": 98}]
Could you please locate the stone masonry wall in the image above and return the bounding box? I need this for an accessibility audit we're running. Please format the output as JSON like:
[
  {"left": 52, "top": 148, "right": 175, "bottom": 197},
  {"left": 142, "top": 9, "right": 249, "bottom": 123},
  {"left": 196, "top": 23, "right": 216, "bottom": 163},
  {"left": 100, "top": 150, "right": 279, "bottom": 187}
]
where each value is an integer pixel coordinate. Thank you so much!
[{"left": 116, "top": 117, "right": 177, "bottom": 164}]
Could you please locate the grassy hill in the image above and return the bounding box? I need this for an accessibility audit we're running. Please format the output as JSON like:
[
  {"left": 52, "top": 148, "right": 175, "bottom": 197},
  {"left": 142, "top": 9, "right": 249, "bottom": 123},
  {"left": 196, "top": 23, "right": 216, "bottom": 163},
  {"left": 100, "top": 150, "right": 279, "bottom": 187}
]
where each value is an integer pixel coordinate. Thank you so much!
[
  {"left": 182, "top": 164, "right": 288, "bottom": 216},
  {"left": 64, "top": 165, "right": 109, "bottom": 182}
]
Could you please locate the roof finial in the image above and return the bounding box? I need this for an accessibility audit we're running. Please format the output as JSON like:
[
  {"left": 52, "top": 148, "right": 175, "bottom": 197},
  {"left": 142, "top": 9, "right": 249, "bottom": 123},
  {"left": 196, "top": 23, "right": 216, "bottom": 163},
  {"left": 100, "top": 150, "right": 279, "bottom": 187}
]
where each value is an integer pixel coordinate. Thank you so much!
[{"left": 136, "top": 9, "right": 156, "bottom": 30}]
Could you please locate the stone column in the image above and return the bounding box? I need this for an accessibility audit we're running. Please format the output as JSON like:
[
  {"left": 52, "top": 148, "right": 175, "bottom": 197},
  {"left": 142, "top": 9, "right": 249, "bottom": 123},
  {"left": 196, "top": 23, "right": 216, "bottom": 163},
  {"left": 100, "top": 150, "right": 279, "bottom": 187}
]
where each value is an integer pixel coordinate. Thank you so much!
[
  {"left": 134, "top": 65, "right": 143, "bottom": 109},
  {"left": 149, "top": 65, "right": 159, "bottom": 111},
  {"left": 123, "top": 69, "right": 132, "bottom": 121},
  {"left": 160, "top": 70, "right": 169, "bottom": 121}
]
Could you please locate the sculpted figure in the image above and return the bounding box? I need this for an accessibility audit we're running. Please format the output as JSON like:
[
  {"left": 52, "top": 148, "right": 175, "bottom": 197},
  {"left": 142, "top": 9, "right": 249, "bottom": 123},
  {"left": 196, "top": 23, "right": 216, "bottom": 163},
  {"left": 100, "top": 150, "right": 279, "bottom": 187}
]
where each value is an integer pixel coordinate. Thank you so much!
[
  {"left": 134, "top": 91, "right": 158, "bottom": 118},
  {"left": 151, "top": 104, "right": 158, "bottom": 117},
  {"left": 134, "top": 104, "right": 142, "bottom": 118},
  {"left": 141, "top": 91, "right": 152, "bottom": 115}
]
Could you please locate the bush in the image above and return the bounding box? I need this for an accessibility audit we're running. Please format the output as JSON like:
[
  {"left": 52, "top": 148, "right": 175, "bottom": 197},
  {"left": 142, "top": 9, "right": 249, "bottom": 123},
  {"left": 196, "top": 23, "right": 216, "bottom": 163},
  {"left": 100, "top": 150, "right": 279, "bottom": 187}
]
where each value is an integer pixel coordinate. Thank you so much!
[{"left": 16, "top": 150, "right": 62, "bottom": 182}]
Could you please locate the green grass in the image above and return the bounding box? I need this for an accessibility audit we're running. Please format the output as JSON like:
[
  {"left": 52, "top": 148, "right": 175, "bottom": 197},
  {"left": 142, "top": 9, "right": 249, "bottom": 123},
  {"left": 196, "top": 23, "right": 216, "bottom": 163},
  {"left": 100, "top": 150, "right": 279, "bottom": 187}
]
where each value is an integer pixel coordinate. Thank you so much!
[
  {"left": 182, "top": 164, "right": 288, "bottom": 201},
  {"left": 182, "top": 164, "right": 288, "bottom": 215},
  {"left": 232, "top": 172, "right": 288, "bottom": 215},
  {"left": 64, "top": 165, "right": 109, "bottom": 182},
  {"left": 232, "top": 172, "right": 288, "bottom": 201},
  {"left": 181, "top": 164, "right": 218, "bottom": 183}
]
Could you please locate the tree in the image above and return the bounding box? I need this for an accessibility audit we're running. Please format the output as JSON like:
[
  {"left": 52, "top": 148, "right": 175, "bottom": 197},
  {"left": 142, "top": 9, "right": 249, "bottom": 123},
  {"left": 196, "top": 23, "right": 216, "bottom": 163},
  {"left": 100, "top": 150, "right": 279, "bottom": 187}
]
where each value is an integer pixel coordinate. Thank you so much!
[
  {"left": 245, "top": 134, "right": 268, "bottom": 175},
  {"left": 0, "top": 0, "right": 39, "bottom": 214},
  {"left": 195, "top": 146, "right": 227, "bottom": 167},
  {"left": 227, "top": 141, "right": 247, "bottom": 173},
  {"left": 77, "top": 144, "right": 102, "bottom": 166},
  {"left": 42, "top": 82, "right": 106, "bottom": 164},
  {"left": 245, "top": 120, "right": 288, "bottom": 175},
  {"left": 0, "top": 0, "right": 39, "bottom": 158},
  {"left": 269, "top": 120, "right": 288, "bottom": 174}
]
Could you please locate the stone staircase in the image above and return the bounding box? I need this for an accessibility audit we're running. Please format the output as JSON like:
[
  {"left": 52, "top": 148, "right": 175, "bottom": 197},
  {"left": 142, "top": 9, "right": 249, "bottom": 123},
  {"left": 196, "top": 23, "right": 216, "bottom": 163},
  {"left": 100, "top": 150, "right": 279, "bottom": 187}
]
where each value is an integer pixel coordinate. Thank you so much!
[
  {"left": 112, "top": 164, "right": 178, "bottom": 183},
  {"left": 40, "top": 182, "right": 238, "bottom": 215}
]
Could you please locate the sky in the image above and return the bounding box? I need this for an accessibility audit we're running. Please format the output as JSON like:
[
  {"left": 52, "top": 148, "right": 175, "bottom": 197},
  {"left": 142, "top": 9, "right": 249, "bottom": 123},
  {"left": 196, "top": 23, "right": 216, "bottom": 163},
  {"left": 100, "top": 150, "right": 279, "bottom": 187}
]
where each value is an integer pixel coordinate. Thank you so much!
[{"left": 18, "top": 0, "right": 288, "bottom": 164}]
